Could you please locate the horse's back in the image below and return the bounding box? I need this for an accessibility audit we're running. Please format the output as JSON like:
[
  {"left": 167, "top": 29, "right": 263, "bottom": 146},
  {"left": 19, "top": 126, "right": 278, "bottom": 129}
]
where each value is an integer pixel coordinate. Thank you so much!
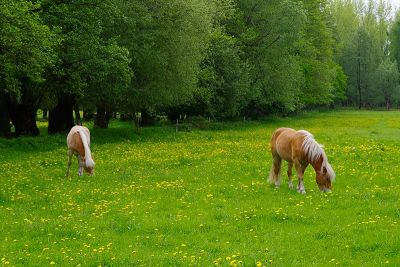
[
  {"left": 67, "top": 126, "right": 90, "bottom": 144},
  {"left": 272, "top": 127, "right": 296, "bottom": 138},
  {"left": 271, "top": 127, "right": 305, "bottom": 161},
  {"left": 67, "top": 126, "right": 90, "bottom": 156},
  {"left": 271, "top": 128, "right": 297, "bottom": 144},
  {"left": 271, "top": 128, "right": 294, "bottom": 158}
]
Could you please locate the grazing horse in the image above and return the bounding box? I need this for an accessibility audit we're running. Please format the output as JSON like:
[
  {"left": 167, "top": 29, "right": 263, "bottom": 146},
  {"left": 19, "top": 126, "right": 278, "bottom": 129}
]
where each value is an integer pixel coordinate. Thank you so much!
[
  {"left": 66, "top": 126, "right": 95, "bottom": 176},
  {"left": 268, "top": 127, "right": 335, "bottom": 194}
]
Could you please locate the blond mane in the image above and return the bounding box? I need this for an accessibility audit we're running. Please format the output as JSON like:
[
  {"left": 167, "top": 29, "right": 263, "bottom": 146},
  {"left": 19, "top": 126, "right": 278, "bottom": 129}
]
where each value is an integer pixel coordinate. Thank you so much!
[{"left": 299, "top": 130, "right": 335, "bottom": 181}]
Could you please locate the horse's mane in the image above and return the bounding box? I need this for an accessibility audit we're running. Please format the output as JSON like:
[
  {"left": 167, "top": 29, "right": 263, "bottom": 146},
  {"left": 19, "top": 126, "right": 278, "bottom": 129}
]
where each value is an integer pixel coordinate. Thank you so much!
[{"left": 298, "top": 130, "right": 335, "bottom": 181}]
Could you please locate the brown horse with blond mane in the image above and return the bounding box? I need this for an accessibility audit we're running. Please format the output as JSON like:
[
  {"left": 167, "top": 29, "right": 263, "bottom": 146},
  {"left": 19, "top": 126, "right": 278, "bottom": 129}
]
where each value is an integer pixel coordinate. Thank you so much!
[{"left": 269, "top": 127, "right": 335, "bottom": 194}]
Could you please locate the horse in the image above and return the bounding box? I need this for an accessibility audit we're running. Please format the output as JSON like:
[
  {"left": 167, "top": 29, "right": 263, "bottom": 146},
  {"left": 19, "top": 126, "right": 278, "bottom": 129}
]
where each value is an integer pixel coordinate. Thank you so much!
[
  {"left": 66, "top": 125, "right": 95, "bottom": 176},
  {"left": 268, "top": 127, "right": 335, "bottom": 194}
]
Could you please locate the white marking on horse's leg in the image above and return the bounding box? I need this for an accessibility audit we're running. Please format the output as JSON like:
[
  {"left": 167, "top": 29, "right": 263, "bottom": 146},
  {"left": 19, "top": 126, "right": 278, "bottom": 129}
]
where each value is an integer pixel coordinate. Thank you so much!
[
  {"left": 287, "top": 162, "right": 293, "bottom": 189},
  {"left": 295, "top": 161, "right": 306, "bottom": 194},
  {"left": 269, "top": 156, "right": 282, "bottom": 187},
  {"left": 66, "top": 152, "right": 72, "bottom": 177},
  {"left": 78, "top": 155, "right": 83, "bottom": 176},
  {"left": 288, "top": 181, "right": 293, "bottom": 189},
  {"left": 322, "top": 187, "right": 331, "bottom": 193},
  {"left": 268, "top": 168, "right": 276, "bottom": 184},
  {"left": 298, "top": 180, "right": 306, "bottom": 194}
]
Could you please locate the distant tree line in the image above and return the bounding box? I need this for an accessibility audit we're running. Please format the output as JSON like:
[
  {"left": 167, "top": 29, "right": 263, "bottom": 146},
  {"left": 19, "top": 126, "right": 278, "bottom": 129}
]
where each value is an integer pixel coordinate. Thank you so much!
[
  {"left": 330, "top": 0, "right": 400, "bottom": 109},
  {"left": 0, "top": 0, "right": 399, "bottom": 137}
]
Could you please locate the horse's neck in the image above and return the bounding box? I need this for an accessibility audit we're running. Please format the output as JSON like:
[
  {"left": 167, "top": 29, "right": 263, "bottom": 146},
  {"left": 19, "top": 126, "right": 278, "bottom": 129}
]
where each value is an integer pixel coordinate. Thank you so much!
[{"left": 310, "top": 154, "right": 323, "bottom": 173}]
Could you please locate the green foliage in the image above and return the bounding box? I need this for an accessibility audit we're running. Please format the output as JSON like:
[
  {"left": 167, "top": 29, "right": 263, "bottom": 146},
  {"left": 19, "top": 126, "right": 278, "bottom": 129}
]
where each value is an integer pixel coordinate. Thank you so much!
[
  {"left": 81, "top": 43, "right": 132, "bottom": 111},
  {"left": 331, "top": 64, "right": 347, "bottom": 102},
  {"left": 299, "top": 0, "right": 337, "bottom": 105},
  {"left": 328, "top": 0, "right": 398, "bottom": 108},
  {"left": 390, "top": 11, "right": 400, "bottom": 70},
  {"left": 328, "top": 0, "right": 360, "bottom": 58},
  {"left": 0, "top": 0, "right": 57, "bottom": 99},
  {"left": 197, "top": 29, "right": 251, "bottom": 119},
  {"left": 41, "top": 0, "right": 131, "bottom": 98},
  {"left": 341, "top": 26, "right": 376, "bottom": 107},
  {"left": 117, "top": 0, "right": 215, "bottom": 112},
  {"left": 3, "top": 0, "right": 400, "bottom": 135},
  {"left": 1, "top": 111, "right": 400, "bottom": 265},
  {"left": 230, "top": 0, "right": 307, "bottom": 114},
  {"left": 370, "top": 58, "right": 400, "bottom": 108}
]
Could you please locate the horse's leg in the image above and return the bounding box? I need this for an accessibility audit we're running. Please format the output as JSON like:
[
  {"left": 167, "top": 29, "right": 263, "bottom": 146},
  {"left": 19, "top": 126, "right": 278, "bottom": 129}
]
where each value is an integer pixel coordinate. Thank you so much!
[
  {"left": 66, "top": 151, "right": 73, "bottom": 177},
  {"left": 78, "top": 155, "right": 83, "bottom": 176},
  {"left": 294, "top": 161, "right": 307, "bottom": 194},
  {"left": 269, "top": 156, "right": 282, "bottom": 187},
  {"left": 287, "top": 161, "right": 293, "bottom": 189}
]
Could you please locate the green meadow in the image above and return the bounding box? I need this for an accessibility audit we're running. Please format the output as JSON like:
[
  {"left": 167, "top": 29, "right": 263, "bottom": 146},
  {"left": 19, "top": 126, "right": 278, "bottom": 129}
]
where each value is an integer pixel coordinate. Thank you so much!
[{"left": 0, "top": 110, "right": 399, "bottom": 266}]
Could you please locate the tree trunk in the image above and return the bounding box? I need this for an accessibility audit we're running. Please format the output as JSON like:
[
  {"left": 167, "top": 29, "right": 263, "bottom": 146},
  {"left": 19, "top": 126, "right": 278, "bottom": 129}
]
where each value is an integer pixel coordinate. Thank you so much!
[
  {"left": 134, "top": 112, "right": 141, "bottom": 133},
  {"left": 48, "top": 94, "right": 75, "bottom": 134},
  {"left": 0, "top": 91, "right": 11, "bottom": 138},
  {"left": 9, "top": 106, "right": 39, "bottom": 136},
  {"left": 119, "top": 113, "right": 132, "bottom": 121},
  {"left": 42, "top": 109, "right": 48, "bottom": 121},
  {"left": 74, "top": 105, "right": 82, "bottom": 125},
  {"left": 8, "top": 85, "right": 40, "bottom": 136},
  {"left": 357, "top": 50, "right": 362, "bottom": 110},
  {"left": 83, "top": 110, "right": 95, "bottom": 121},
  {"left": 140, "top": 108, "right": 155, "bottom": 126},
  {"left": 94, "top": 104, "right": 109, "bottom": 128}
]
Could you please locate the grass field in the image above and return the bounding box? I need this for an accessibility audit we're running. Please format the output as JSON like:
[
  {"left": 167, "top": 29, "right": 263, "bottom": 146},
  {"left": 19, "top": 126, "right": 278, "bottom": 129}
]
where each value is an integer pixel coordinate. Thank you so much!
[{"left": 0, "top": 110, "right": 399, "bottom": 266}]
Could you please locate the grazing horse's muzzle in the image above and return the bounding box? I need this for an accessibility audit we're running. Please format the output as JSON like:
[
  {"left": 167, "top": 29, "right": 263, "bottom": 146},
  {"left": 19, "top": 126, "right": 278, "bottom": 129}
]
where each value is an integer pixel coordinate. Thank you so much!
[
  {"left": 317, "top": 184, "right": 332, "bottom": 193},
  {"left": 321, "top": 187, "right": 331, "bottom": 193}
]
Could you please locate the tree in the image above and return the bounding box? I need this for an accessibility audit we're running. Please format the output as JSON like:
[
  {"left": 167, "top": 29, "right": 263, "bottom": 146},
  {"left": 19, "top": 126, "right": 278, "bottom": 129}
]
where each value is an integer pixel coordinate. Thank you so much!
[
  {"left": 390, "top": 11, "right": 400, "bottom": 70},
  {"left": 41, "top": 0, "right": 131, "bottom": 133},
  {"left": 86, "top": 44, "right": 132, "bottom": 128},
  {"left": 342, "top": 27, "right": 376, "bottom": 108},
  {"left": 116, "top": 0, "right": 216, "bottom": 124},
  {"left": 329, "top": 0, "right": 395, "bottom": 108},
  {"left": 0, "top": 0, "right": 57, "bottom": 137},
  {"left": 198, "top": 30, "right": 251, "bottom": 119},
  {"left": 371, "top": 58, "right": 399, "bottom": 108},
  {"left": 299, "top": 0, "right": 339, "bottom": 106},
  {"left": 228, "top": 0, "right": 307, "bottom": 116},
  {"left": 328, "top": 0, "right": 360, "bottom": 58}
]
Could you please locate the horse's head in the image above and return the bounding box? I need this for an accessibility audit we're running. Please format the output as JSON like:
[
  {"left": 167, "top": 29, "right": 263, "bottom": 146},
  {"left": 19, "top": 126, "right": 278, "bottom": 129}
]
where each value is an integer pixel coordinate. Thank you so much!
[
  {"left": 316, "top": 163, "right": 335, "bottom": 192},
  {"left": 84, "top": 165, "right": 94, "bottom": 176},
  {"left": 83, "top": 156, "right": 95, "bottom": 176}
]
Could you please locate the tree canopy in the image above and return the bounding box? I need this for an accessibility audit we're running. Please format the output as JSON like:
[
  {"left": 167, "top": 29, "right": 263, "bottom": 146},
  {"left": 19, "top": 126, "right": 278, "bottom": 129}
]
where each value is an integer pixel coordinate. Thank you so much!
[{"left": 0, "top": 0, "right": 399, "bottom": 137}]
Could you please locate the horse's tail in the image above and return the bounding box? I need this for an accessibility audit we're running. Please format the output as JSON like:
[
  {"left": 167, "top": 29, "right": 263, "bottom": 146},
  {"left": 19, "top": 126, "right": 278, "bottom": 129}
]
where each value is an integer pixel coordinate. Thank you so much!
[
  {"left": 268, "top": 159, "right": 281, "bottom": 184},
  {"left": 77, "top": 130, "right": 95, "bottom": 168},
  {"left": 268, "top": 129, "right": 281, "bottom": 185},
  {"left": 268, "top": 165, "right": 278, "bottom": 184}
]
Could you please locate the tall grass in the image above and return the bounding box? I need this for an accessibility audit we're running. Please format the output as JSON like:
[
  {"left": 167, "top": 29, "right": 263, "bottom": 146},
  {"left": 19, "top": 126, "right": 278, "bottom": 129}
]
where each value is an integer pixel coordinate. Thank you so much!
[{"left": 0, "top": 110, "right": 399, "bottom": 266}]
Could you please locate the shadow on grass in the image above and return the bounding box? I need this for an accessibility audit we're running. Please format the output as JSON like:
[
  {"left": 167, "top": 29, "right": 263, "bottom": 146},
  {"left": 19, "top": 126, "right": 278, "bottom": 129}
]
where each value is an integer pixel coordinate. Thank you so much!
[{"left": 0, "top": 113, "right": 293, "bottom": 153}]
